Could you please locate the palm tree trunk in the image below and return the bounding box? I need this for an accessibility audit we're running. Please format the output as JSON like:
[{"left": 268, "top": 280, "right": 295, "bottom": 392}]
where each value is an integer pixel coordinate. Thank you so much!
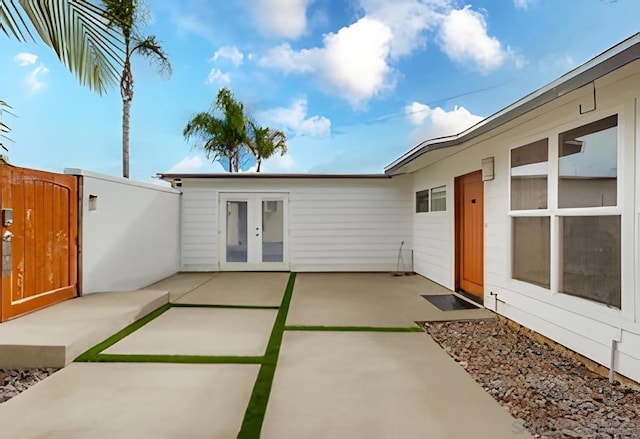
[
  {"left": 256, "top": 157, "right": 262, "bottom": 172},
  {"left": 122, "top": 98, "right": 131, "bottom": 178},
  {"left": 233, "top": 146, "right": 239, "bottom": 172}
]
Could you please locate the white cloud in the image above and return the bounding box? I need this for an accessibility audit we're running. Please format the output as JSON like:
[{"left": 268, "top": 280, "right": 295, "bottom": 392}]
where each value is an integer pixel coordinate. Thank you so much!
[
  {"left": 256, "top": 98, "right": 331, "bottom": 138},
  {"left": 263, "top": 154, "right": 295, "bottom": 171},
  {"left": 539, "top": 55, "right": 574, "bottom": 73},
  {"left": 438, "top": 6, "right": 507, "bottom": 72},
  {"left": 13, "top": 52, "right": 38, "bottom": 66},
  {"left": 405, "top": 101, "right": 431, "bottom": 125},
  {"left": 514, "top": 54, "right": 528, "bottom": 69},
  {"left": 514, "top": 0, "right": 532, "bottom": 10},
  {"left": 24, "top": 65, "right": 49, "bottom": 94},
  {"left": 407, "top": 103, "right": 484, "bottom": 145},
  {"left": 210, "top": 46, "right": 244, "bottom": 66},
  {"left": 259, "top": 1, "right": 517, "bottom": 105},
  {"left": 259, "top": 44, "right": 317, "bottom": 73},
  {"left": 248, "top": 154, "right": 296, "bottom": 173},
  {"left": 169, "top": 155, "right": 226, "bottom": 173},
  {"left": 321, "top": 18, "right": 394, "bottom": 106},
  {"left": 358, "top": 0, "right": 446, "bottom": 59},
  {"left": 252, "top": 0, "right": 309, "bottom": 39},
  {"left": 170, "top": 155, "right": 203, "bottom": 171},
  {"left": 205, "top": 68, "right": 231, "bottom": 86},
  {"left": 170, "top": 10, "right": 216, "bottom": 42},
  {"left": 260, "top": 17, "right": 394, "bottom": 107}
]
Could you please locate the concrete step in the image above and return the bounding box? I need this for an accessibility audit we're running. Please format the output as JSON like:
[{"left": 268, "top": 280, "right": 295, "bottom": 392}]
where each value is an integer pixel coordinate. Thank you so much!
[{"left": 0, "top": 289, "right": 168, "bottom": 368}]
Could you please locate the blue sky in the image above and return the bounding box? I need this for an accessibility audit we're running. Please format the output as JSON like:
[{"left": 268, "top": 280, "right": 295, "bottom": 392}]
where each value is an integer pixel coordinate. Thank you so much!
[{"left": 1, "top": 0, "right": 640, "bottom": 181}]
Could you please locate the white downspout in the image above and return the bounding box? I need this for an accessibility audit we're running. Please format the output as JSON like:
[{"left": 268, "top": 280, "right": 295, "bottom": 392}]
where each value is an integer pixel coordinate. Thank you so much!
[{"left": 609, "top": 328, "right": 622, "bottom": 383}]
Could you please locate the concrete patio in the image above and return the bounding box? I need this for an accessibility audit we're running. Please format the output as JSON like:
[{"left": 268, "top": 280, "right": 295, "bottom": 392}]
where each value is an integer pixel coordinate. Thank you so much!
[
  {"left": 288, "top": 272, "right": 495, "bottom": 327},
  {"left": 0, "top": 272, "right": 530, "bottom": 438},
  {"left": 0, "top": 289, "right": 168, "bottom": 368}
]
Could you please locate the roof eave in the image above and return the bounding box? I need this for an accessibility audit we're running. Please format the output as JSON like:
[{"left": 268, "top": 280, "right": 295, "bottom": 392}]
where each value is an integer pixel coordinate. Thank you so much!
[
  {"left": 385, "top": 32, "right": 640, "bottom": 175},
  {"left": 156, "top": 172, "right": 392, "bottom": 181}
]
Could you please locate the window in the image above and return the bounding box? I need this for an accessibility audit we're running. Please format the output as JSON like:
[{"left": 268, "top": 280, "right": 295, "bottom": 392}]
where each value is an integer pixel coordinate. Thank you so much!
[
  {"left": 431, "top": 186, "right": 446, "bottom": 212},
  {"left": 561, "top": 216, "right": 620, "bottom": 307},
  {"left": 511, "top": 139, "right": 548, "bottom": 210},
  {"left": 416, "top": 190, "right": 429, "bottom": 213},
  {"left": 510, "top": 139, "right": 550, "bottom": 290},
  {"left": 513, "top": 217, "right": 550, "bottom": 288},
  {"left": 509, "top": 115, "right": 621, "bottom": 309},
  {"left": 558, "top": 115, "right": 617, "bottom": 208}
]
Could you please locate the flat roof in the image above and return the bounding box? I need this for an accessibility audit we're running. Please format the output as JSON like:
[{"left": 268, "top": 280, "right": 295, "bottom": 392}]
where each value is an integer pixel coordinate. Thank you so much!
[
  {"left": 385, "top": 32, "right": 640, "bottom": 174},
  {"left": 157, "top": 172, "right": 391, "bottom": 180}
]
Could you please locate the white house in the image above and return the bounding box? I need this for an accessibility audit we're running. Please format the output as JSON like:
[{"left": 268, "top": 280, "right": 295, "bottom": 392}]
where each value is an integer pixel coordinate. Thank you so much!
[{"left": 159, "top": 33, "right": 640, "bottom": 383}]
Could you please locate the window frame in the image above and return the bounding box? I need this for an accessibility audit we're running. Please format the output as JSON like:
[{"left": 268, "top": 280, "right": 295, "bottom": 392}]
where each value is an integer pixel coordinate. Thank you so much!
[
  {"left": 507, "top": 108, "right": 627, "bottom": 317},
  {"left": 415, "top": 189, "right": 429, "bottom": 213},
  {"left": 430, "top": 185, "right": 447, "bottom": 212},
  {"left": 416, "top": 185, "right": 448, "bottom": 214}
]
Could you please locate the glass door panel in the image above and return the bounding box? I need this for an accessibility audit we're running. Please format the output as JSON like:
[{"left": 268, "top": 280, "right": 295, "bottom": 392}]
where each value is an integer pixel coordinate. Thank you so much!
[
  {"left": 226, "top": 201, "right": 248, "bottom": 262},
  {"left": 219, "top": 193, "right": 288, "bottom": 270},
  {"left": 262, "top": 200, "right": 284, "bottom": 262}
]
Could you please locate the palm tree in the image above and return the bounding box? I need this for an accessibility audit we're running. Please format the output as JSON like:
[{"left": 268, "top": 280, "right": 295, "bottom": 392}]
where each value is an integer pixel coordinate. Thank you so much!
[
  {"left": 103, "top": 0, "right": 171, "bottom": 178},
  {"left": 247, "top": 121, "right": 287, "bottom": 172},
  {"left": 1, "top": 1, "right": 124, "bottom": 153},
  {"left": 183, "top": 88, "right": 249, "bottom": 172}
]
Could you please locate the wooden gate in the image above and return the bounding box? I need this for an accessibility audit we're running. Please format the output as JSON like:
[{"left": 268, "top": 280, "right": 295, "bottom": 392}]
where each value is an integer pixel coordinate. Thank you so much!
[{"left": 0, "top": 161, "right": 78, "bottom": 322}]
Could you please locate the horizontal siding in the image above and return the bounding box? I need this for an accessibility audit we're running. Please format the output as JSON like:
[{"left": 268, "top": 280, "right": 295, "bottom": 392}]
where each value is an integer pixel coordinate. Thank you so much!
[
  {"left": 407, "top": 68, "right": 640, "bottom": 382},
  {"left": 179, "top": 177, "right": 412, "bottom": 272},
  {"left": 181, "top": 189, "right": 217, "bottom": 270},
  {"left": 288, "top": 178, "right": 412, "bottom": 271}
]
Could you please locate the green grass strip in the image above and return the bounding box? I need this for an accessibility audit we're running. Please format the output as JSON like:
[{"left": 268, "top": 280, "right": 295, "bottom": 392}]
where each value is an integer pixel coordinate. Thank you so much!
[
  {"left": 237, "top": 272, "right": 296, "bottom": 439},
  {"left": 284, "top": 325, "right": 423, "bottom": 332},
  {"left": 77, "top": 354, "right": 264, "bottom": 364},
  {"left": 171, "top": 303, "right": 279, "bottom": 310},
  {"left": 74, "top": 303, "right": 171, "bottom": 362}
]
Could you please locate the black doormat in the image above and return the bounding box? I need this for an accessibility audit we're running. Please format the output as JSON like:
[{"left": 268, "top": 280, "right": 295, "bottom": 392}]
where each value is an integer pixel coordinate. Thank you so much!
[{"left": 422, "top": 294, "right": 479, "bottom": 311}]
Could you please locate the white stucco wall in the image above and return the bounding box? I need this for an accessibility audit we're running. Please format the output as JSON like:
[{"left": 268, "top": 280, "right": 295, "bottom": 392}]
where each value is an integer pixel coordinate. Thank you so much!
[
  {"left": 407, "top": 61, "right": 640, "bottom": 382},
  {"left": 64, "top": 169, "right": 180, "bottom": 293},
  {"left": 178, "top": 176, "right": 413, "bottom": 272}
]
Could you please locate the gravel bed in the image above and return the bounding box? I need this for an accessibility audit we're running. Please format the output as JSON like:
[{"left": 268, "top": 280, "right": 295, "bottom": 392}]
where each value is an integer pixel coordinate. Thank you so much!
[
  {"left": 419, "top": 319, "right": 640, "bottom": 438},
  {"left": 0, "top": 368, "right": 59, "bottom": 403}
]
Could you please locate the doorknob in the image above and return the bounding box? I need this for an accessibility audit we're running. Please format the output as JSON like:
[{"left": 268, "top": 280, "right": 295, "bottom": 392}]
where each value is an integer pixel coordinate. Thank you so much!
[{"left": 2, "top": 230, "right": 13, "bottom": 242}]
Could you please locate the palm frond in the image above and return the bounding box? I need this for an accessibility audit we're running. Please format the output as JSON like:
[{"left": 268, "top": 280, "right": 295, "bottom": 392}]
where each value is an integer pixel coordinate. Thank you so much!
[
  {"left": 2, "top": 0, "right": 125, "bottom": 94},
  {"left": 247, "top": 121, "right": 288, "bottom": 160},
  {"left": 0, "top": 100, "right": 13, "bottom": 152},
  {"left": 0, "top": 0, "right": 33, "bottom": 40},
  {"left": 131, "top": 34, "right": 171, "bottom": 76}
]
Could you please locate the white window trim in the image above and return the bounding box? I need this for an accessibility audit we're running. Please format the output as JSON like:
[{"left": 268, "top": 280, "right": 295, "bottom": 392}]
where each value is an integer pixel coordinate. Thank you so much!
[
  {"left": 415, "top": 185, "right": 447, "bottom": 214},
  {"left": 430, "top": 185, "right": 447, "bottom": 212},
  {"left": 507, "top": 104, "right": 635, "bottom": 328},
  {"left": 415, "top": 189, "right": 430, "bottom": 213}
]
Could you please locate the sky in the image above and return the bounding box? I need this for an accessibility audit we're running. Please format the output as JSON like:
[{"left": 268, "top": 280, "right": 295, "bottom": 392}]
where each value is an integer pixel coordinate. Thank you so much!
[{"left": 1, "top": 0, "right": 640, "bottom": 182}]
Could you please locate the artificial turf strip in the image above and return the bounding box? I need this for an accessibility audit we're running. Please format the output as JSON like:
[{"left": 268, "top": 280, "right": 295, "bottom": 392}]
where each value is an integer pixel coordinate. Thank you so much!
[
  {"left": 284, "top": 325, "right": 423, "bottom": 332},
  {"left": 74, "top": 303, "right": 172, "bottom": 362},
  {"left": 171, "top": 303, "right": 280, "bottom": 310},
  {"left": 80, "top": 354, "right": 264, "bottom": 364},
  {"left": 237, "top": 272, "right": 297, "bottom": 439}
]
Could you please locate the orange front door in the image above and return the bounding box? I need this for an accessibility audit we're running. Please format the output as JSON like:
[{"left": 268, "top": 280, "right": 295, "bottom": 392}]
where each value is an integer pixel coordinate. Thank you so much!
[
  {"left": 0, "top": 161, "right": 78, "bottom": 322},
  {"left": 455, "top": 170, "right": 484, "bottom": 300}
]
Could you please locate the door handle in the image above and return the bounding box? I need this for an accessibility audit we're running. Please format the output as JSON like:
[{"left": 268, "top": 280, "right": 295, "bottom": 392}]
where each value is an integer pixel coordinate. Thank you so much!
[{"left": 2, "top": 230, "right": 13, "bottom": 242}]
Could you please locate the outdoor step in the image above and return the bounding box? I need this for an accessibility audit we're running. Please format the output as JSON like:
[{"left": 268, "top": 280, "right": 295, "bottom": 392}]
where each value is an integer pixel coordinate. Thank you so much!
[{"left": 0, "top": 289, "right": 168, "bottom": 368}]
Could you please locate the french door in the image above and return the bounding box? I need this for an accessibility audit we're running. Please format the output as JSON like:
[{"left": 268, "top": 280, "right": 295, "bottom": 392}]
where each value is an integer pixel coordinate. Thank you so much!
[{"left": 219, "top": 193, "right": 289, "bottom": 271}]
